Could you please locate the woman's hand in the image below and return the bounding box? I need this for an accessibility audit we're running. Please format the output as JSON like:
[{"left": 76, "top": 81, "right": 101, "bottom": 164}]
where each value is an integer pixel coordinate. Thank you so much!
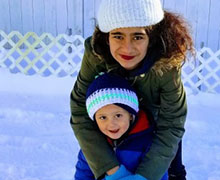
[{"left": 106, "top": 165, "right": 120, "bottom": 175}]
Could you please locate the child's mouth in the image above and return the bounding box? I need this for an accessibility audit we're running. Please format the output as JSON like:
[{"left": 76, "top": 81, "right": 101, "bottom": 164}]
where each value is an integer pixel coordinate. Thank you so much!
[{"left": 109, "top": 129, "right": 119, "bottom": 133}]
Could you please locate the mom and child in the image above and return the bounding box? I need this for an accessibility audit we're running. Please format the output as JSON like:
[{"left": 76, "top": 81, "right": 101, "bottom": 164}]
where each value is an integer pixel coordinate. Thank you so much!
[{"left": 70, "top": 0, "right": 194, "bottom": 179}]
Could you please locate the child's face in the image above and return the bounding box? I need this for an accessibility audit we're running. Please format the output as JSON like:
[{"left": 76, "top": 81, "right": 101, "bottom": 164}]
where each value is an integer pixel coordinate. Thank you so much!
[
  {"left": 95, "top": 104, "right": 133, "bottom": 139},
  {"left": 108, "top": 27, "right": 149, "bottom": 70}
]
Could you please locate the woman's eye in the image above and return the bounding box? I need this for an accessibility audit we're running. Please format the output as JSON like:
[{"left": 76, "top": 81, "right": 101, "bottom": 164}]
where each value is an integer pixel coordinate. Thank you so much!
[
  {"left": 134, "top": 36, "right": 143, "bottom": 40},
  {"left": 113, "top": 35, "right": 123, "bottom": 40}
]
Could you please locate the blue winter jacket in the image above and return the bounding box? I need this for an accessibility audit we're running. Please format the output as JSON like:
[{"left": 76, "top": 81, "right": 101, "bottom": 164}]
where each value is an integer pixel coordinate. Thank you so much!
[{"left": 74, "top": 110, "right": 156, "bottom": 180}]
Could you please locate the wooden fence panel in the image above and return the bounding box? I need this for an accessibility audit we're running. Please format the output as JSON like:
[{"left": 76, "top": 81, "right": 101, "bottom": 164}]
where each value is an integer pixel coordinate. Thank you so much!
[
  {"left": 207, "top": 0, "right": 220, "bottom": 51},
  {"left": 83, "top": 0, "right": 102, "bottom": 38},
  {"left": 163, "top": 0, "right": 176, "bottom": 11},
  {"left": 9, "top": 0, "right": 23, "bottom": 33},
  {"left": 0, "top": 1, "right": 10, "bottom": 34},
  {"left": 67, "top": 0, "right": 83, "bottom": 36},
  {"left": 163, "top": 0, "right": 188, "bottom": 20},
  {"left": 185, "top": 0, "right": 198, "bottom": 48},
  {"left": 84, "top": 0, "right": 96, "bottom": 38},
  {"left": 21, "top": 0, "right": 34, "bottom": 34},
  {"left": 44, "top": 0, "right": 57, "bottom": 36},
  {"left": 33, "top": 0, "right": 45, "bottom": 36},
  {"left": 56, "top": 0, "right": 68, "bottom": 34},
  {"left": 195, "top": 0, "right": 210, "bottom": 49},
  {"left": 94, "top": 0, "right": 102, "bottom": 22},
  {"left": 173, "top": 0, "right": 188, "bottom": 17}
]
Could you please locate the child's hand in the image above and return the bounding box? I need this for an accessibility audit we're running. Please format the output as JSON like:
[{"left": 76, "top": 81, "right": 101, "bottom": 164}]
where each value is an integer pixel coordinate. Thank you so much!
[
  {"left": 118, "top": 174, "right": 147, "bottom": 180},
  {"left": 105, "top": 165, "right": 132, "bottom": 180}
]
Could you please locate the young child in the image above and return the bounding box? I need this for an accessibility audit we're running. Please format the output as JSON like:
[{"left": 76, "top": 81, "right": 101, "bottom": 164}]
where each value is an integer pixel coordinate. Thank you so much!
[{"left": 74, "top": 73, "right": 168, "bottom": 180}]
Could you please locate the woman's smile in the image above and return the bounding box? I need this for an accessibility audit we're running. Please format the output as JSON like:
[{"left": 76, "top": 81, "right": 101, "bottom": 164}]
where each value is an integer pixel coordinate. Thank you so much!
[{"left": 119, "top": 54, "right": 136, "bottom": 61}]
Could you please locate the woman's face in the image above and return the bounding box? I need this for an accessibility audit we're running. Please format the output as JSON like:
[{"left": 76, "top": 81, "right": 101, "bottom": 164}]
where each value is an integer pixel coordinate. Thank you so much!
[{"left": 109, "top": 27, "right": 149, "bottom": 70}]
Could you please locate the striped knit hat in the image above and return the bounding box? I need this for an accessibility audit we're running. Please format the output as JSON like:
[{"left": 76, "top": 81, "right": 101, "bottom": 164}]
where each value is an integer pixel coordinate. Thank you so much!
[
  {"left": 97, "top": 0, "right": 164, "bottom": 32},
  {"left": 86, "top": 73, "right": 139, "bottom": 120}
]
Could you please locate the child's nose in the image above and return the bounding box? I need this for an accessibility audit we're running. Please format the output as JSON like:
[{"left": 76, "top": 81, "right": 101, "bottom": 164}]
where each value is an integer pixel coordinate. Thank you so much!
[{"left": 109, "top": 118, "right": 117, "bottom": 126}]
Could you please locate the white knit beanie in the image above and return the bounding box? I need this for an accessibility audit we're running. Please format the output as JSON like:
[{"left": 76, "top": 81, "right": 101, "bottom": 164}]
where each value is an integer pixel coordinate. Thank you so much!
[{"left": 97, "top": 0, "right": 164, "bottom": 33}]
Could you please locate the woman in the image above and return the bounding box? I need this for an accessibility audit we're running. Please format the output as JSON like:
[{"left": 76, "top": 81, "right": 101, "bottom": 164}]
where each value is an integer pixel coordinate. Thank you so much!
[{"left": 70, "top": 0, "right": 194, "bottom": 179}]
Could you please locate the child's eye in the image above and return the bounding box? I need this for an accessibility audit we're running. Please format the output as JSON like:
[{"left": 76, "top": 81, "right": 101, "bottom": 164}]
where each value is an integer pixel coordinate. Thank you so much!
[
  {"left": 115, "top": 114, "right": 122, "bottom": 118},
  {"left": 99, "top": 116, "right": 106, "bottom": 120}
]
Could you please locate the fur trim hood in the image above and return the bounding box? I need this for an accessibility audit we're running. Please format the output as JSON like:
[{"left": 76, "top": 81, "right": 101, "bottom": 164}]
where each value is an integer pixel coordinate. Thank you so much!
[{"left": 151, "top": 54, "right": 184, "bottom": 76}]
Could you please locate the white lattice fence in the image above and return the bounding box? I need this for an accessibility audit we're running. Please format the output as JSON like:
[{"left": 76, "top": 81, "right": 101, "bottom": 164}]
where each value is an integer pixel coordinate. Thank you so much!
[
  {"left": 0, "top": 30, "right": 84, "bottom": 77},
  {"left": 182, "top": 48, "right": 220, "bottom": 93},
  {"left": 0, "top": 31, "right": 220, "bottom": 93}
]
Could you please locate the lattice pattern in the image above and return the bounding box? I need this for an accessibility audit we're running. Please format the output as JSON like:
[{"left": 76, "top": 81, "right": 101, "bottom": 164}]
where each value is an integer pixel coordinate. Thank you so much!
[
  {"left": 182, "top": 47, "right": 220, "bottom": 93},
  {"left": 0, "top": 30, "right": 84, "bottom": 77},
  {"left": 0, "top": 31, "right": 220, "bottom": 93}
]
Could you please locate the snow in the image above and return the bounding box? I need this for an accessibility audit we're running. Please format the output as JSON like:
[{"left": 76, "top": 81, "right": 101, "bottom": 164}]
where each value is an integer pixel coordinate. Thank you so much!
[{"left": 0, "top": 68, "right": 220, "bottom": 180}]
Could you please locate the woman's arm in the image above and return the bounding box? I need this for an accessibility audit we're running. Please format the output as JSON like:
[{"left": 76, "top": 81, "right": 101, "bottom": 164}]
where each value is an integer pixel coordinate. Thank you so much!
[
  {"left": 136, "top": 68, "right": 186, "bottom": 180},
  {"left": 70, "top": 37, "right": 119, "bottom": 179}
]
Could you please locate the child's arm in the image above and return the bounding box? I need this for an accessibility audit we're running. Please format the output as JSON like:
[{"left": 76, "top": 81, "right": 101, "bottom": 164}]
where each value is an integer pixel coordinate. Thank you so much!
[{"left": 75, "top": 150, "right": 96, "bottom": 180}]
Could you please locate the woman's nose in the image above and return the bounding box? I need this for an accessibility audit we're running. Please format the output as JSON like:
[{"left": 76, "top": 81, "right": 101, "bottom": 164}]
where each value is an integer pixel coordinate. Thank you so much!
[{"left": 121, "top": 39, "right": 133, "bottom": 53}]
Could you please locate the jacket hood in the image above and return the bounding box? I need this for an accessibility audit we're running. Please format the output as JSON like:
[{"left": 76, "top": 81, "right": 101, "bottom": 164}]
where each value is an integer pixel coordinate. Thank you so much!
[{"left": 151, "top": 54, "right": 185, "bottom": 76}]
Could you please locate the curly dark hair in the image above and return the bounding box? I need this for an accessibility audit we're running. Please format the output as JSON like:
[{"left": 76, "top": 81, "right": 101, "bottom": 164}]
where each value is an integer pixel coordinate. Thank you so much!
[{"left": 91, "top": 11, "right": 195, "bottom": 63}]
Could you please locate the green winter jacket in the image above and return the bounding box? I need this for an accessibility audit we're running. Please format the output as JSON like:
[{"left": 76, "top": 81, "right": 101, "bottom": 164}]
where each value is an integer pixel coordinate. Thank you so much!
[{"left": 70, "top": 37, "right": 187, "bottom": 180}]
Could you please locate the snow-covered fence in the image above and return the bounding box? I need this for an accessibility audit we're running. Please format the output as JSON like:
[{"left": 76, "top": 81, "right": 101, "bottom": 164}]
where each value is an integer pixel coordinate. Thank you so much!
[
  {"left": 182, "top": 48, "right": 220, "bottom": 93},
  {"left": 0, "top": 30, "right": 84, "bottom": 77},
  {"left": 0, "top": 31, "right": 220, "bottom": 93}
]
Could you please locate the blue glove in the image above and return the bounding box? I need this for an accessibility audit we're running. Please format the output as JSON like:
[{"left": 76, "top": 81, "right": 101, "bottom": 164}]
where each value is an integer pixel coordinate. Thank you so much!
[
  {"left": 105, "top": 165, "right": 132, "bottom": 180},
  {"left": 119, "top": 174, "right": 147, "bottom": 180}
]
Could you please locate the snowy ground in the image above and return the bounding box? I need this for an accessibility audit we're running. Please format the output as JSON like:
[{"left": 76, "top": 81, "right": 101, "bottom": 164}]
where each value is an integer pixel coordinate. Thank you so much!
[{"left": 0, "top": 68, "right": 220, "bottom": 180}]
